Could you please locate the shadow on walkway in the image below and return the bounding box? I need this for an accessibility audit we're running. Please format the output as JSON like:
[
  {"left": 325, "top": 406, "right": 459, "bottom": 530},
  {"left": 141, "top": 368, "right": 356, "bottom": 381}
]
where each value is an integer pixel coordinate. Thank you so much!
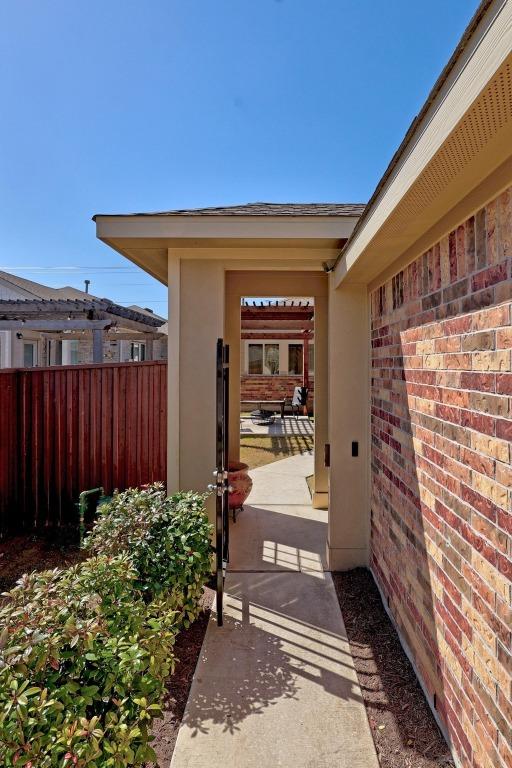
[{"left": 171, "top": 455, "right": 379, "bottom": 768}]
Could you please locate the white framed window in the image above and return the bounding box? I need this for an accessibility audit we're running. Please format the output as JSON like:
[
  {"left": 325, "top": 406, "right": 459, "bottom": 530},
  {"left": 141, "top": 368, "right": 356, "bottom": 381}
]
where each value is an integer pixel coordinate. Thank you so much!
[
  {"left": 288, "top": 344, "right": 303, "bottom": 375},
  {"left": 247, "top": 342, "right": 280, "bottom": 375},
  {"left": 49, "top": 339, "right": 62, "bottom": 366},
  {"left": 130, "top": 342, "right": 146, "bottom": 362},
  {"left": 23, "top": 341, "right": 37, "bottom": 367},
  {"left": 244, "top": 340, "right": 312, "bottom": 376},
  {"left": 70, "top": 340, "right": 79, "bottom": 365},
  {"left": 264, "top": 343, "right": 279, "bottom": 375},
  {"left": 248, "top": 344, "right": 263, "bottom": 374}
]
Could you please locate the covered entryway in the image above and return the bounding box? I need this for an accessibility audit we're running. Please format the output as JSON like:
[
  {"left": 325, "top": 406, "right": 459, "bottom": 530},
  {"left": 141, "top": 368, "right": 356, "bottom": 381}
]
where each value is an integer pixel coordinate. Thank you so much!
[
  {"left": 94, "top": 203, "right": 371, "bottom": 570},
  {"left": 94, "top": 203, "right": 376, "bottom": 766}
]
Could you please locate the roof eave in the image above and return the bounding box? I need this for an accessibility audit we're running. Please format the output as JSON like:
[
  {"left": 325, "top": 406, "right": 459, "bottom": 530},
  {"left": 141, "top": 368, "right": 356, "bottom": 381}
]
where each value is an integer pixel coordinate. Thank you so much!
[{"left": 95, "top": 213, "right": 361, "bottom": 242}]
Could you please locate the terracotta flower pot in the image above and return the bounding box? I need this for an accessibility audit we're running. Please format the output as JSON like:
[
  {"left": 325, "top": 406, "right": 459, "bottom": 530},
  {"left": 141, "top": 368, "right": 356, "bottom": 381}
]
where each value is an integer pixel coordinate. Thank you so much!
[{"left": 228, "top": 462, "right": 253, "bottom": 514}]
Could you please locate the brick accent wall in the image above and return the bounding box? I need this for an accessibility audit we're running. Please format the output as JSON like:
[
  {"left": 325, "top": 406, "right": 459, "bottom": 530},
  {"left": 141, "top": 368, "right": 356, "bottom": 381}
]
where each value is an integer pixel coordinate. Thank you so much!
[
  {"left": 370, "top": 188, "right": 512, "bottom": 768},
  {"left": 72, "top": 339, "right": 167, "bottom": 364},
  {"left": 76, "top": 339, "right": 120, "bottom": 363},
  {"left": 241, "top": 375, "right": 314, "bottom": 404}
]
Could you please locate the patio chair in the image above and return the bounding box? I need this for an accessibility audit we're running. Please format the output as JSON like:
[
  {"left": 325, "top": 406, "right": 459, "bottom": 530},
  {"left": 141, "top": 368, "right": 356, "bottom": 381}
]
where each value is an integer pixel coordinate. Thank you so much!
[{"left": 283, "top": 386, "right": 309, "bottom": 417}]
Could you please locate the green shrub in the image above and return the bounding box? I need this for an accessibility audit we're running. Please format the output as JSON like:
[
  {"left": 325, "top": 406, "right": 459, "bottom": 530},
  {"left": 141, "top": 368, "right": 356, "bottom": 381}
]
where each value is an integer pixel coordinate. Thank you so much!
[
  {"left": 0, "top": 485, "right": 213, "bottom": 767},
  {"left": 83, "top": 485, "right": 213, "bottom": 627}
]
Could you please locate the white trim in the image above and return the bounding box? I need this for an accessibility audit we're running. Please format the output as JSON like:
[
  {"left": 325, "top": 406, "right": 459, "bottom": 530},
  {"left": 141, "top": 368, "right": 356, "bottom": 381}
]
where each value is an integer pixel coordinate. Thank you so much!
[
  {"left": 96, "top": 214, "right": 360, "bottom": 242},
  {"left": 128, "top": 340, "right": 146, "bottom": 362},
  {"left": 0, "top": 331, "right": 11, "bottom": 368}
]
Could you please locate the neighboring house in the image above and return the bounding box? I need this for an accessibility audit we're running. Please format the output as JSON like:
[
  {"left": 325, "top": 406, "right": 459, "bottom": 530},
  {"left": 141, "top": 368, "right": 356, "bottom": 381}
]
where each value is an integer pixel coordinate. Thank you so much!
[
  {"left": 0, "top": 270, "right": 167, "bottom": 368},
  {"left": 240, "top": 299, "right": 314, "bottom": 403},
  {"left": 95, "top": 4, "right": 512, "bottom": 767}
]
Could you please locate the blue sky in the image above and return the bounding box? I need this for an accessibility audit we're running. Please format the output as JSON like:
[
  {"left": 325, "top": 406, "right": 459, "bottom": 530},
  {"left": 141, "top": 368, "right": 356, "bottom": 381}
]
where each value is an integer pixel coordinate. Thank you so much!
[{"left": 0, "top": 0, "right": 479, "bottom": 314}]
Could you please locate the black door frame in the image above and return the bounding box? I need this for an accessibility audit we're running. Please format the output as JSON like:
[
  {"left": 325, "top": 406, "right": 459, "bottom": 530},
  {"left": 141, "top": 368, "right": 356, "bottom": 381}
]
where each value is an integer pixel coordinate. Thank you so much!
[{"left": 213, "top": 338, "right": 230, "bottom": 626}]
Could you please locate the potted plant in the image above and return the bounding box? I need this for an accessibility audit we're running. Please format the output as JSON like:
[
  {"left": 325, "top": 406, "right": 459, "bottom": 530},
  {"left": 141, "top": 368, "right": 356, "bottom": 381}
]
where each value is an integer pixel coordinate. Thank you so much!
[{"left": 228, "top": 462, "right": 253, "bottom": 521}]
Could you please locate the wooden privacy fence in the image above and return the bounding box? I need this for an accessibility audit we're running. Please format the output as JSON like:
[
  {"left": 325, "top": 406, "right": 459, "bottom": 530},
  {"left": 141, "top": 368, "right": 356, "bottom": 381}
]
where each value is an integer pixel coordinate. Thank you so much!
[{"left": 0, "top": 361, "right": 167, "bottom": 536}]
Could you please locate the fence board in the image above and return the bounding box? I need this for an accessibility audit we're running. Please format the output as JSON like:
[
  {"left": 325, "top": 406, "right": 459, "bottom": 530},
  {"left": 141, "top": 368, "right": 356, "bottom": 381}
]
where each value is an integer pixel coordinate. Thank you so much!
[{"left": 0, "top": 361, "right": 167, "bottom": 535}]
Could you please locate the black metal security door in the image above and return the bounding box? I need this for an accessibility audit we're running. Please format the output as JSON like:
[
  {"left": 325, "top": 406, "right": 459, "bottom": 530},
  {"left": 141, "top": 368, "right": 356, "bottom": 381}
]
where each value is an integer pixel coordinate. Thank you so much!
[{"left": 211, "top": 338, "right": 230, "bottom": 626}]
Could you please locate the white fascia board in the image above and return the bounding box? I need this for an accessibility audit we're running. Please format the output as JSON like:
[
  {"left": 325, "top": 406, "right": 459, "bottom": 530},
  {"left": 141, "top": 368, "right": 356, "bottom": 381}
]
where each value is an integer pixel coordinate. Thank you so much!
[
  {"left": 333, "top": 0, "right": 512, "bottom": 288},
  {"left": 95, "top": 215, "right": 360, "bottom": 241}
]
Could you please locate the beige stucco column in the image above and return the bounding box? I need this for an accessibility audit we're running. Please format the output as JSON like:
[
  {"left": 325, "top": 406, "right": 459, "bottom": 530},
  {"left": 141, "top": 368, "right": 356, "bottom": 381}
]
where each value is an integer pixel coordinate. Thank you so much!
[
  {"left": 167, "top": 250, "right": 180, "bottom": 492},
  {"left": 224, "top": 284, "right": 241, "bottom": 464},
  {"left": 327, "top": 281, "right": 369, "bottom": 569},
  {"left": 180, "top": 259, "right": 225, "bottom": 494},
  {"left": 312, "top": 294, "right": 328, "bottom": 508},
  {"left": 167, "top": 256, "right": 225, "bottom": 524}
]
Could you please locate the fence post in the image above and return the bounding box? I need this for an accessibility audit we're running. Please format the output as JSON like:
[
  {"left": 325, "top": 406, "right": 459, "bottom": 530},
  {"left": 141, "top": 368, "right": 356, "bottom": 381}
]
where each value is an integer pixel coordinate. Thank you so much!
[{"left": 92, "top": 330, "right": 104, "bottom": 363}]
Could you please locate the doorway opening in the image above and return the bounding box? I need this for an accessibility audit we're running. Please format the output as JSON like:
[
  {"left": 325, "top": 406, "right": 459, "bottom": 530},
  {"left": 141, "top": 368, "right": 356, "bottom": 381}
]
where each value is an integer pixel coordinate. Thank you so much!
[
  {"left": 239, "top": 296, "right": 314, "bottom": 480},
  {"left": 226, "top": 293, "right": 326, "bottom": 575},
  {"left": 224, "top": 271, "right": 328, "bottom": 574}
]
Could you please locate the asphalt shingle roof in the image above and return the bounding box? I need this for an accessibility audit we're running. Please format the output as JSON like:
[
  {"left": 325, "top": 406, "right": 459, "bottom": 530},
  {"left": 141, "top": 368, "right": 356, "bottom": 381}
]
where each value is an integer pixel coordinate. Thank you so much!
[
  {"left": 0, "top": 272, "right": 166, "bottom": 327},
  {"left": 95, "top": 202, "right": 365, "bottom": 218},
  {"left": 0, "top": 270, "right": 93, "bottom": 301}
]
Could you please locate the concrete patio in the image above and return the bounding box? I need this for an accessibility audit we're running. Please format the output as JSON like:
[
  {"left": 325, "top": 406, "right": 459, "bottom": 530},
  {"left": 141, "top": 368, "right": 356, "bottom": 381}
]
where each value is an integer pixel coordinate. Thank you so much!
[
  {"left": 240, "top": 414, "right": 314, "bottom": 437},
  {"left": 170, "top": 454, "right": 379, "bottom": 768}
]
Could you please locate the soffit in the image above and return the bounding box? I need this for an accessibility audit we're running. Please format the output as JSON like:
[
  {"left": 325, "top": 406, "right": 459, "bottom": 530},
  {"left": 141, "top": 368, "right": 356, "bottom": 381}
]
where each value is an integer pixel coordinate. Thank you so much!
[{"left": 100, "top": 236, "right": 349, "bottom": 286}]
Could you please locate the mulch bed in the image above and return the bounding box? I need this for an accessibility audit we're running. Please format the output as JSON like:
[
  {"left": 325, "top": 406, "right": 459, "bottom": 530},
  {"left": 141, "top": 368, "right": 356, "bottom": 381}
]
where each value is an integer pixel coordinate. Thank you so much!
[
  {"left": 332, "top": 569, "right": 454, "bottom": 768},
  {"left": 146, "top": 587, "right": 213, "bottom": 767},
  {"left": 0, "top": 534, "right": 85, "bottom": 593}
]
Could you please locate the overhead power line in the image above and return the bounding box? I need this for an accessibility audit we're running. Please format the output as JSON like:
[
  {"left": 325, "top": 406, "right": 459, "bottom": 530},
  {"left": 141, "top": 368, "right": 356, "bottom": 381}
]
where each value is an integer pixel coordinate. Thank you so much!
[
  {"left": 117, "top": 300, "right": 168, "bottom": 304},
  {"left": 0, "top": 266, "right": 141, "bottom": 273}
]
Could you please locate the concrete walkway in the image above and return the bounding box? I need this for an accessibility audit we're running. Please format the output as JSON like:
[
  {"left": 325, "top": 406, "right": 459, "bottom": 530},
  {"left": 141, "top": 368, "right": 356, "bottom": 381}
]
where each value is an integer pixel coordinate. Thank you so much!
[{"left": 170, "top": 454, "right": 379, "bottom": 768}]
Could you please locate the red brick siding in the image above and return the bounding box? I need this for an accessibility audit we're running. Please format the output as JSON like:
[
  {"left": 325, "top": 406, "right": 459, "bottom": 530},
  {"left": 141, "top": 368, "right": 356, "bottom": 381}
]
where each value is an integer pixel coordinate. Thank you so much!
[
  {"left": 370, "top": 187, "right": 512, "bottom": 768},
  {"left": 241, "top": 375, "right": 314, "bottom": 404}
]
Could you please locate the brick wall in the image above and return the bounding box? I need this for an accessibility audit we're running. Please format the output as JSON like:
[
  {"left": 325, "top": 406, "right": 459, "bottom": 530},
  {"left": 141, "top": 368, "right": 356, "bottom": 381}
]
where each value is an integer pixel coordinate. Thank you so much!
[
  {"left": 241, "top": 375, "right": 315, "bottom": 404},
  {"left": 370, "top": 187, "right": 511, "bottom": 768}
]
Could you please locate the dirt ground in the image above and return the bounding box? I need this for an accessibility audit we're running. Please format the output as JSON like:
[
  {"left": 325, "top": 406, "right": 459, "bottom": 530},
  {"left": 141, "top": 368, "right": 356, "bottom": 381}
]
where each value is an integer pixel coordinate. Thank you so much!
[
  {"left": 0, "top": 535, "right": 85, "bottom": 593},
  {"left": 146, "top": 587, "right": 213, "bottom": 767},
  {"left": 332, "top": 569, "right": 454, "bottom": 768}
]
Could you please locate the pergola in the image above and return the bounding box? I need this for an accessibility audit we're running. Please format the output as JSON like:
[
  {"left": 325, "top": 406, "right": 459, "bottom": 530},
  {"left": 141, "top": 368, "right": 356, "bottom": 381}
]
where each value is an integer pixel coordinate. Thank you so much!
[
  {"left": 241, "top": 299, "right": 314, "bottom": 390},
  {"left": 0, "top": 298, "right": 166, "bottom": 362}
]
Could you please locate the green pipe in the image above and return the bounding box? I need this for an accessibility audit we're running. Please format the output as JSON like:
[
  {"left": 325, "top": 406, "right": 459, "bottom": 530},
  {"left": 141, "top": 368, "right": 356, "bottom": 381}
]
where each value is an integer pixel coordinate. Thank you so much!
[{"left": 78, "top": 487, "right": 104, "bottom": 545}]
